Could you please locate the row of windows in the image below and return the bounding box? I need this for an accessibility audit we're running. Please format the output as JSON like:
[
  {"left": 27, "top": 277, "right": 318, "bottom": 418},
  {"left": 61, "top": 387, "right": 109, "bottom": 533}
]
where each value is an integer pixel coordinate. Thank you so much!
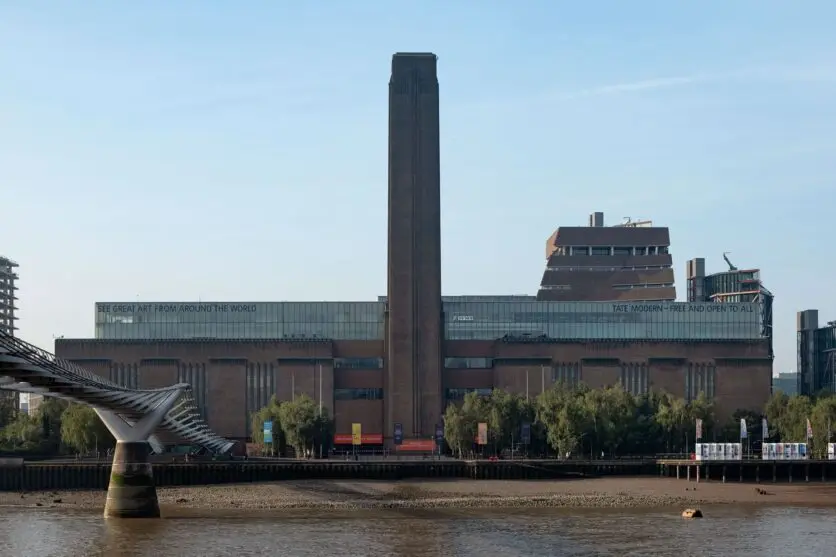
[
  {"left": 245, "top": 363, "right": 277, "bottom": 436},
  {"left": 445, "top": 357, "right": 493, "bottom": 369},
  {"left": 445, "top": 388, "right": 493, "bottom": 400},
  {"left": 110, "top": 364, "right": 138, "bottom": 390},
  {"left": 96, "top": 302, "right": 383, "bottom": 324},
  {"left": 446, "top": 322, "right": 761, "bottom": 341},
  {"left": 96, "top": 323, "right": 383, "bottom": 341},
  {"left": 621, "top": 364, "right": 649, "bottom": 396},
  {"left": 94, "top": 300, "right": 764, "bottom": 342},
  {"left": 553, "top": 246, "right": 669, "bottom": 256},
  {"left": 334, "top": 388, "right": 383, "bottom": 401},
  {"left": 96, "top": 320, "right": 761, "bottom": 342},
  {"left": 553, "top": 363, "right": 581, "bottom": 388},
  {"left": 686, "top": 364, "right": 716, "bottom": 401},
  {"left": 334, "top": 358, "right": 383, "bottom": 369}
]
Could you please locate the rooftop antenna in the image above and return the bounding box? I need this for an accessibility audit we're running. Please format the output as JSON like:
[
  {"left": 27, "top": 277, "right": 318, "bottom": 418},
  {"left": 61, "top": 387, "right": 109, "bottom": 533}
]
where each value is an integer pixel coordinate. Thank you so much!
[{"left": 722, "top": 252, "right": 738, "bottom": 271}]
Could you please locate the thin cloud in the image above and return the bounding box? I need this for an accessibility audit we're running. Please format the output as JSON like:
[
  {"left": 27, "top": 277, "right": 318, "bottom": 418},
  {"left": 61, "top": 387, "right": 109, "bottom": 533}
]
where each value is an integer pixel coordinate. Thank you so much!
[{"left": 553, "top": 66, "right": 836, "bottom": 101}]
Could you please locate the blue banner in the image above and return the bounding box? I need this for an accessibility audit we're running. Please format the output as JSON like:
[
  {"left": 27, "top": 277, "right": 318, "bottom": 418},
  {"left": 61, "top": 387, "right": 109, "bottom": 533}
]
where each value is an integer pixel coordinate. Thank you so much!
[
  {"left": 435, "top": 424, "right": 444, "bottom": 445},
  {"left": 263, "top": 421, "right": 273, "bottom": 444},
  {"left": 521, "top": 422, "right": 531, "bottom": 444},
  {"left": 393, "top": 422, "right": 403, "bottom": 446}
]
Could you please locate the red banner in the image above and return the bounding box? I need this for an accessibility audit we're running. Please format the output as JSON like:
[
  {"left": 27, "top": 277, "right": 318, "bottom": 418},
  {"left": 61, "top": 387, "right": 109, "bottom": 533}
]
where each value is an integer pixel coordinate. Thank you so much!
[
  {"left": 334, "top": 434, "right": 383, "bottom": 445},
  {"left": 396, "top": 439, "right": 436, "bottom": 452}
]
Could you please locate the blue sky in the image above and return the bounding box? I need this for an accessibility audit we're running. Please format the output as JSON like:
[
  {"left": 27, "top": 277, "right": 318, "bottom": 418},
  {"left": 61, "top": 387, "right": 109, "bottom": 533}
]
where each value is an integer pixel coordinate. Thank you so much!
[{"left": 2, "top": 1, "right": 835, "bottom": 377}]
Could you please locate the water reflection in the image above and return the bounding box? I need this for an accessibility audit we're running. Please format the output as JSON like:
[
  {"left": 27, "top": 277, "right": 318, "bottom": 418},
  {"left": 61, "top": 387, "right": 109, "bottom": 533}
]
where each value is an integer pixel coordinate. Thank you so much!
[{"left": 1, "top": 506, "right": 835, "bottom": 557}]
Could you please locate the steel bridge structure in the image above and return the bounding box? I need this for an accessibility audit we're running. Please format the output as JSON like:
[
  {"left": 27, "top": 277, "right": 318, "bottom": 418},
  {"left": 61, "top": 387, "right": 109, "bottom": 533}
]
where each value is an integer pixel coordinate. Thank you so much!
[{"left": 0, "top": 330, "right": 234, "bottom": 454}]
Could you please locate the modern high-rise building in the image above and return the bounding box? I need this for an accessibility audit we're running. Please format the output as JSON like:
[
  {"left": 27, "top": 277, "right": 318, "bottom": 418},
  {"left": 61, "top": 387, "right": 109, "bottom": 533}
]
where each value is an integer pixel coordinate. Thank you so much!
[
  {"left": 0, "top": 256, "right": 18, "bottom": 336},
  {"left": 386, "top": 52, "right": 443, "bottom": 438},
  {"left": 796, "top": 310, "right": 836, "bottom": 395},
  {"left": 686, "top": 255, "right": 774, "bottom": 356},
  {"left": 537, "top": 213, "right": 675, "bottom": 302},
  {"left": 0, "top": 256, "right": 19, "bottom": 413}
]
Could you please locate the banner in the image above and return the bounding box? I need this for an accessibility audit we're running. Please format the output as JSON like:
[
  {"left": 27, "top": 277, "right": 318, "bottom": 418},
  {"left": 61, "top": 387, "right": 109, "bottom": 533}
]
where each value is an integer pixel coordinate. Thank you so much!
[
  {"left": 521, "top": 422, "right": 532, "bottom": 445},
  {"left": 393, "top": 422, "right": 403, "bottom": 446},
  {"left": 762, "top": 417, "right": 768, "bottom": 441},
  {"left": 695, "top": 418, "right": 703, "bottom": 440},
  {"left": 477, "top": 422, "right": 488, "bottom": 445},
  {"left": 352, "top": 423, "right": 362, "bottom": 446},
  {"left": 807, "top": 418, "right": 814, "bottom": 440},
  {"left": 740, "top": 418, "right": 748, "bottom": 439},
  {"left": 263, "top": 421, "right": 273, "bottom": 444},
  {"left": 334, "top": 433, "right": 383, "bottom": 445},
  {"left": 435, "top": 424, "right": 444, "bottom": 446},
  {"left": 396, "top": 439, "right": 435, "bottom": 452}
]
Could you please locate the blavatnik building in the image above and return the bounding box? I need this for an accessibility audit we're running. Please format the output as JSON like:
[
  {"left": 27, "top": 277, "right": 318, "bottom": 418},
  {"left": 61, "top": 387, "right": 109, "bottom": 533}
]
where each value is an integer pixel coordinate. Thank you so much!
[{"left": 55, "top": 53, "right": 773, "bottom": 447}]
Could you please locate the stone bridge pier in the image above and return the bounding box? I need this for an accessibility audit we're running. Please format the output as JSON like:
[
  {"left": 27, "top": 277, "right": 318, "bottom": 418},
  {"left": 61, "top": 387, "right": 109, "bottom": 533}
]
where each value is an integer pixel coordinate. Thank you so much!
[{"left": 95, "top": 390, "right": 181, "bottom": 518}]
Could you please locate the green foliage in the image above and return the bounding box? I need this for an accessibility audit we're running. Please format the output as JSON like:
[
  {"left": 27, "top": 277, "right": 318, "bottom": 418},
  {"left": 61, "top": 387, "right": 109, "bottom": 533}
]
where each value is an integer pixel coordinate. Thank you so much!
[
  {"left": 0, "top": 412, "right": 43, "bottom": 450},
  {"left": 765, "top": 390, "right": 836, "bottom": 457},
  {"left": 0, "top": 394, "right": 18, "bottom": 430},
  {"left": 249, "top": 395, "right": 334, "bottom": 458},
  {"left": 443, "top": 384, "right": 732, "bottom": 457},
  {"left": 60, "top": 405, "right": 114, "bottom": 454},
  {"left": 250, "top": 395, "right": 283, "bottom": 446}
]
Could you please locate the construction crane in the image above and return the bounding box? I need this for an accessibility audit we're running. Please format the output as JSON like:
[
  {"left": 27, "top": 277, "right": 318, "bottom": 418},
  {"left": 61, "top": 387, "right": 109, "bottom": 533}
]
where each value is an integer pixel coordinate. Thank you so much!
[{"left": 723, "top": 252, "right": 738, "bottom": 271}]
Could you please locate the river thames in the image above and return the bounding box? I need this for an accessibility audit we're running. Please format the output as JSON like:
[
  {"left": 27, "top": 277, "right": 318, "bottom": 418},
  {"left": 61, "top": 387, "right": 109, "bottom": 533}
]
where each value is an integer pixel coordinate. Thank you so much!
[{"left": 1, "top": 506, "right": 834, "bottom": 556}]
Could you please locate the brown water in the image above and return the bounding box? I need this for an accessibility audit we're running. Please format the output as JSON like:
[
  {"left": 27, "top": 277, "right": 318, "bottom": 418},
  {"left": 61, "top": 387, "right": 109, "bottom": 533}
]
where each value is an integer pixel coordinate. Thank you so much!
[{"left": 0, "top": 506, "right": 833, "bottom": 556}]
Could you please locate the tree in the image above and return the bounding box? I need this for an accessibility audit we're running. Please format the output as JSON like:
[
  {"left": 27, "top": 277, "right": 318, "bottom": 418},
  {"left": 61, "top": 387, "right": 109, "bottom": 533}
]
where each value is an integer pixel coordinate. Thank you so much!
[
  {"left": 0, "top": 395, "right": 17, "bottom": 430},
  {"left": 443, "top": 403, "right": 470, "bottom": 458},
  {"left": 764, "top": 391, "right": 789, "bottom": 440},
  {"left": 810, "top": 395, "right": 836, "bottom": 458},
  {"left": 37, "top": 397, "right": 69, "bottom": 452},
  {"left": 536, "top": 384, "right": 586, "bottom": 457},
  {"left": 0, "top": 412, "right": 42, "bottom": 450},
  {"left": 60, "top": 404, "right": 114, "bottom": 454},
  {"left": 278, "top": 395, "right": 332, "bottom": 458},
  {"left": 250, "top": 395, "right": 283, "bottom": 447},
  {"left": 781, "top": 395, "right": 813, "bottom": 442}
]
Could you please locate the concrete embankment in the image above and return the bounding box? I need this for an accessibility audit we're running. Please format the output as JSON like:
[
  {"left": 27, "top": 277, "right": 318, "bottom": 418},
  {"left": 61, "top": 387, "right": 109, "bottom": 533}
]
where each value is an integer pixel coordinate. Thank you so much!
[{"left": 0, "top": 459, "right": 655, "bottom": 492}]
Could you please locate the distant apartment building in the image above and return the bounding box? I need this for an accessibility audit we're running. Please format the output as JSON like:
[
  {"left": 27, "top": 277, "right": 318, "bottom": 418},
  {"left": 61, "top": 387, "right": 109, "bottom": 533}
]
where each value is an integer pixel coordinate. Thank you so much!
[
  {"left": 797, "top": 310, "right": 836, "bottom": 395},
  {"left": 772, "top": 372, "right": 798, "bottom": 396},
  {"left": 0, "top": 256, "right": 18, "bottom": 336},
  {"left": 0, "top": 256, "right": 18, "bottom": 412},
  {"left": 537, "top": 212, "right": 675, "bottom": 302}
]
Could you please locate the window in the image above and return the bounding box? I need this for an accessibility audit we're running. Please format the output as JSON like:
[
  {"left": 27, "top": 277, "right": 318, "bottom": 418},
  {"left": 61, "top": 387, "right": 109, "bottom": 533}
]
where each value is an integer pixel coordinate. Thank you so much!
[
  {"left": 445, "top": 388, "right": 492, "bottom": 400},
  {"left": 444, "top": 357, "right": 493, "bottom": 368},
  {"left": 613, "top": 247, "right": 633, "bottom": 256},
  {"left": 334, "top": 388, "right": 383, "bottom": 400},
  {"left": 590, "top": 247, "right": 611, "bottom": 256},
  {"left": 685, "top": 363, "right": 716, "bottom": 401},
  {"left": 334, "top": 358, "right": 383, "bottom": 369}
]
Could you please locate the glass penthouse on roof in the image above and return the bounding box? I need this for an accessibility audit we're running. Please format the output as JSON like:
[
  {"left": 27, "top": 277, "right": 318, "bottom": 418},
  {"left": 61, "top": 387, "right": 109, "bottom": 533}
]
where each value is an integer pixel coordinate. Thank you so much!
[{"left": 94, "top": 296, "right": 765, "bottom": 342}]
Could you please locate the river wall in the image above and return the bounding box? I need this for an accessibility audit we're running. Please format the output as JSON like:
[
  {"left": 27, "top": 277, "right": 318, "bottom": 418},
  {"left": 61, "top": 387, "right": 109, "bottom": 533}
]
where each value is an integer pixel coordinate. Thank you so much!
[{"left": 0, "top": 459, "right": 655, "bottom": 491}]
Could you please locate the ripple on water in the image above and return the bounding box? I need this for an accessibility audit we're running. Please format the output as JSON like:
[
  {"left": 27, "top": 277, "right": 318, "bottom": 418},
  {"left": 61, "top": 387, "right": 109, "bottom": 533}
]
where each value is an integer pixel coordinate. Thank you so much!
[{"left": 0, "top": 506, "right": 835, "bottom": 557}]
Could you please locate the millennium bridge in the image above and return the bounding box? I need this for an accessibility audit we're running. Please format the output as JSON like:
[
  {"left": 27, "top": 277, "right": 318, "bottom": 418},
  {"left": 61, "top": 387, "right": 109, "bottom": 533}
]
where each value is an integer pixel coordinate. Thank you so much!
[{"left": 0, "top": 331, "right": 235, "bottom": 518}]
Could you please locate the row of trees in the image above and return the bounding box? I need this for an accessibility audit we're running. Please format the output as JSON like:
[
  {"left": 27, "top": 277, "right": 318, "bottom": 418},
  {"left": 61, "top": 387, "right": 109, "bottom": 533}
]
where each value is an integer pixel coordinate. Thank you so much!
[
  {"left": 4, "top": 386, "right": 834, "bottom": 459},
  {"left": 0, "top": 397, "right": 113, "bottom": 455},
  {"left": 249, "top": 394, "right": 333, "bottom": 457},
  {"left": 443, "top": 385, "right": 715, "bottom": 458},
  {"left": 765, "top": 391, "right": 836, "bottom": 451},
  {"left": 443, "top": 385, "right": 836, "bottom": 458}
]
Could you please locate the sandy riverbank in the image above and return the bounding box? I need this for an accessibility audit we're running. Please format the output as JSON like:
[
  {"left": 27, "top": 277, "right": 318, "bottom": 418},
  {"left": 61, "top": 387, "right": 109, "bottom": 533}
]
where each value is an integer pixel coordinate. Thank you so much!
[{"left": 4, "top": 478, "right": 836, "bottom": 513}]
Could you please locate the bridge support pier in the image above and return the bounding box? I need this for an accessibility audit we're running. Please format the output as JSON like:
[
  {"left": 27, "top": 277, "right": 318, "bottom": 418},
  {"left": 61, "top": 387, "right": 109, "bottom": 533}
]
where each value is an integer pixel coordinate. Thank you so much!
[{"left": 95, "top": 390, "right": 180, "bottom": 519}]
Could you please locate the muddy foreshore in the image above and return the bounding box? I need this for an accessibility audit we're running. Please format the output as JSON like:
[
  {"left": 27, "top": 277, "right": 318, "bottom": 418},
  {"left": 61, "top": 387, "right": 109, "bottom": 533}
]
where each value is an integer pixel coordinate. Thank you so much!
[{"left": 4, "top": 478, "right": 836, "bottom": 513}]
